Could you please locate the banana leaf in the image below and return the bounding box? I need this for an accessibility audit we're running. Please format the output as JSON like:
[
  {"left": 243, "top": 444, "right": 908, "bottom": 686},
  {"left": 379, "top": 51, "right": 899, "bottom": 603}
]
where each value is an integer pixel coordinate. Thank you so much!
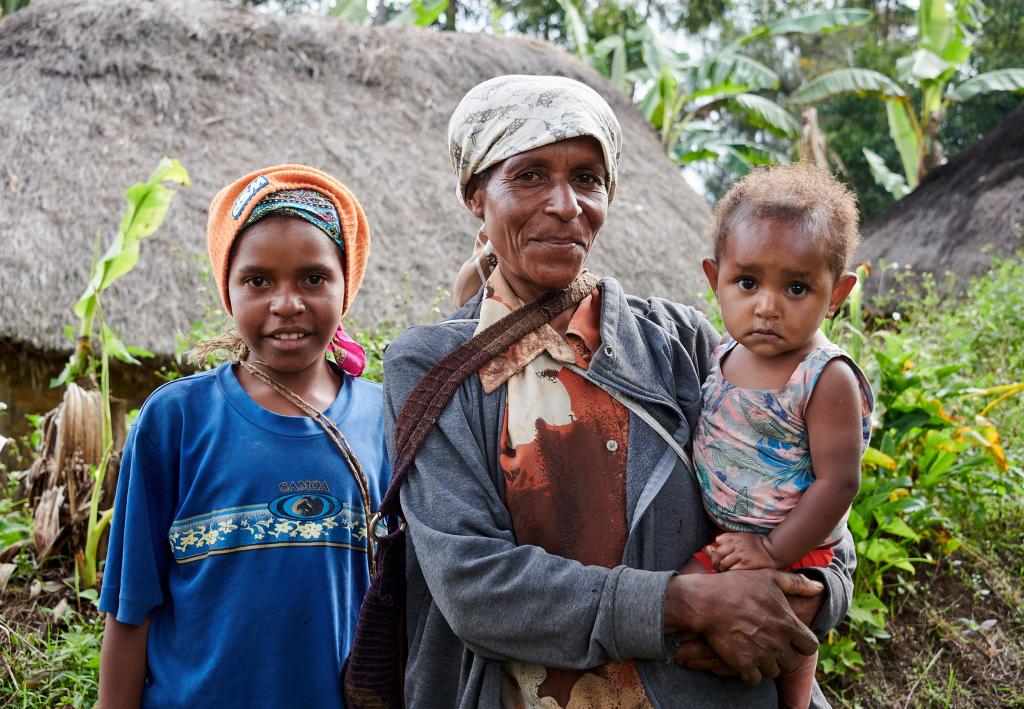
[
  {"left": 885, "top": 100, "right": 921, "bottom": 188},
  {"left": 329, "top": 0, "right": 368, "bottom": 22},
  {"left": 706, "top": 53, "right": 778, "bottom": 91},
  {"left": 918, "top": 0, "right": 953, "bottom": 55},
  {"left": 791, "top": 68, "right": 906, "bottom": 103},
  {"left": 863, "top": 148, "right": 911, "bottom": 199},
  {"left": 555, "top": 0, "right": 589, "bottom": 60},
  {"left": 385, "top": 0, "right": 447, "bottom": 27},
  {"left": 896, "top": 49, "right": 956, "bottom": 83},
  {"left": 732, "top": 93, "right": 801, "bottom": 138},
  {"left": 764, "top": 9, "right": 873, "bottom": 37},
  {"left": 593, "top": 35, "right": 628, "bottom": 93},
  {"left": 948, "top": 68, "right": 1024, "bottom": 102}
]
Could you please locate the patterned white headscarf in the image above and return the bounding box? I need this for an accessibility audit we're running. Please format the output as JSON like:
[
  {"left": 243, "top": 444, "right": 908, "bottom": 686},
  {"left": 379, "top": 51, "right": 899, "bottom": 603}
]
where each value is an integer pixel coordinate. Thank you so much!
[{"left": 447, "top": 74, "right": 622, "bottom": 207}]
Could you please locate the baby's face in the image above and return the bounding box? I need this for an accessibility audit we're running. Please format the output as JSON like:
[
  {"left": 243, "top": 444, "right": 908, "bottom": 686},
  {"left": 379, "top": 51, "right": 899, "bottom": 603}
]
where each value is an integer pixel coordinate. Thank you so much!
[{"left": 704, "top": 218, "right": 846, "bottom": 359}]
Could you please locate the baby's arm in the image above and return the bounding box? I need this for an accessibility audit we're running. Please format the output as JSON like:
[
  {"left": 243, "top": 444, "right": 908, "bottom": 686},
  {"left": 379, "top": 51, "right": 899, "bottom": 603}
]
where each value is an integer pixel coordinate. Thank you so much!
[
  {"left": 715, "top": 360, "right": 863, "bottom": 571},
  {"left": 98, "top": 614, "right": 149, "bottom": 708}
]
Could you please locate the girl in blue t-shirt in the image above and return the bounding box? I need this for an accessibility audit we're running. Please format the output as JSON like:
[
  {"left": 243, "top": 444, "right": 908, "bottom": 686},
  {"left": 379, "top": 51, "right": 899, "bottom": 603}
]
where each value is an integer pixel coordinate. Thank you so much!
[{"left": 97, "top": 165, "right": 390, "bottom": 708}]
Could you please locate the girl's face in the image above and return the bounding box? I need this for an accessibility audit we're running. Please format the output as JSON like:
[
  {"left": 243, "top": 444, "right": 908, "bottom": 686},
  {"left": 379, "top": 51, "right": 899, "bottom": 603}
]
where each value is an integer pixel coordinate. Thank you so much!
[
  {"left": 227, "top": 215, "right": 346, "bottom": 379},
  {"left": 703, "top": 217, "right": 856, "bottom": 360}
]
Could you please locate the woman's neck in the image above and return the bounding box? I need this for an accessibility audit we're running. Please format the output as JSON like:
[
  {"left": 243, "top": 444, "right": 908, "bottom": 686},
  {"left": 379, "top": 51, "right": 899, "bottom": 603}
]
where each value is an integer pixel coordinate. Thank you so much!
[{"left": 502, "top": 273, "right": 581, "bottom": 337}]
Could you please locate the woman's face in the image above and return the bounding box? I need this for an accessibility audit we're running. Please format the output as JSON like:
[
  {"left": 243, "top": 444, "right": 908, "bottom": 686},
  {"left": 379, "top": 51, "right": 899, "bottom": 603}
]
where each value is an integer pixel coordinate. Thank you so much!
[{"left": 466, "top": 136, "right": 609, "bottom": 303}]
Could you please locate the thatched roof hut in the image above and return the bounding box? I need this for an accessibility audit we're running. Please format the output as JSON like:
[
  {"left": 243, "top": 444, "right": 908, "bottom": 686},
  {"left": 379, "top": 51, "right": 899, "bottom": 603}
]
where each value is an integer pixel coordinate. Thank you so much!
[
  {"left": 856, "top": 103, "right": 1024, "bottom": 284},
  {"left": 0, "top": 0, "right": 711, "bottom": 368}
]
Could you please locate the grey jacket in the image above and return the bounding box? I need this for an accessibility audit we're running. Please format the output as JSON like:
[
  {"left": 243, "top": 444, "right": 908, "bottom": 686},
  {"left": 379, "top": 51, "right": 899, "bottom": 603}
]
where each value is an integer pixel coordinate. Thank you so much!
[{"left": 383, "top": 277, "right": 853, "bottom": 708}]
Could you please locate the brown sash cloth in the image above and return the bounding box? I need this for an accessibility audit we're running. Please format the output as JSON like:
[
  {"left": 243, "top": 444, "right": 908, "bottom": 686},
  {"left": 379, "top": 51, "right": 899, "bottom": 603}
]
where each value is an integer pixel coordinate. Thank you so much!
[{"left": 343, "top": 272, "right": 599, "bottom": 708}]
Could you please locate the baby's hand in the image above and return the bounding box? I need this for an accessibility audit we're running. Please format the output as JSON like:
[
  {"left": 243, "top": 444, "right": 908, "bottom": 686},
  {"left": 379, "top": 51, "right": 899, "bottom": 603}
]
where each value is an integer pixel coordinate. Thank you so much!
[{"left": 708, "top": 532, "right": 780, "bottom": 571}]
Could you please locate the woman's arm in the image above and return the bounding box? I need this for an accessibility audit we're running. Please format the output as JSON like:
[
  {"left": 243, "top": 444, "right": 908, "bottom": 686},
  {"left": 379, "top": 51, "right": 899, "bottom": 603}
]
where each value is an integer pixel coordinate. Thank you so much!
[{"left": 97, "top": 615, "right": 149, "bottom": 709}]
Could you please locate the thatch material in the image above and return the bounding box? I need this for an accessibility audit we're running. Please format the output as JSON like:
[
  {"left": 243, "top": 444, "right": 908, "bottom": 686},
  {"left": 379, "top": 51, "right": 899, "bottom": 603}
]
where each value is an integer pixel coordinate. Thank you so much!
[
  {"left": 0, "top": 0, "right": 711, "bottom": 357},
  {"left": 856, "top": 103, "right": 1024, "bottom": 282}
]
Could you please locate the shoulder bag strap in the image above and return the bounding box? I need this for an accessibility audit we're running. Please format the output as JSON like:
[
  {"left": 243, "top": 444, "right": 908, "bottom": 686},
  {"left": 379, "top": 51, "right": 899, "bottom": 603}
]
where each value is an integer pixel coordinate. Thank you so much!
[
  {"left": 381, "top": 271, "right": 598, "bottom": 517},
  {"left": 238, "top": 359, "right": 376, "bottom": 574}
]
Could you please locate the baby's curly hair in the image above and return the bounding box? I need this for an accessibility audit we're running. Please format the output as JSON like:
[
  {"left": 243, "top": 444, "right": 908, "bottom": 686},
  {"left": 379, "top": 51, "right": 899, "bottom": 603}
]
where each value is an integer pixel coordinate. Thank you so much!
[{"left": 709, "top": 163, "right": 860, "bottom": 279}]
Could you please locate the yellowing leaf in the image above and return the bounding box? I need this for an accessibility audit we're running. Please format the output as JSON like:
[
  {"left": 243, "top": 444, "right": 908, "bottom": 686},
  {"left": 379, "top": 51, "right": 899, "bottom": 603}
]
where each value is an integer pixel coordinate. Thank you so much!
[
  {"left": 952, "top": 425, "right": 973, "bottom": 443},
  {"left": 928, "top": 399, "right": 957, "bottom": 423},
  {"left": 863, "top": 446, "right": 897, "bottom": 470},
  {"left": 974, "top": 415, "right": 1007, "bottom": 471},
  {"left": 888, "top": 487, "right": 910, "bottom": 502},
  {"left": 977, "top": 382, "right": 1024, "bottom": 417}
]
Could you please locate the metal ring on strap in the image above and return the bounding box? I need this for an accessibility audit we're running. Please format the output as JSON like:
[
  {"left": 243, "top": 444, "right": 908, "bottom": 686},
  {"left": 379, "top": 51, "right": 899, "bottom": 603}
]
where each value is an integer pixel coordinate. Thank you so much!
[{"left": 368, "top": 511, "right": 406, "bottom": 541}]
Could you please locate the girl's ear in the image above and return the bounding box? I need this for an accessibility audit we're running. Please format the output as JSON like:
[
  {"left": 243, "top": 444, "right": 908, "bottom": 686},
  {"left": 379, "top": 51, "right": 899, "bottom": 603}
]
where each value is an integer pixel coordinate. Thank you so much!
[
  {"left": 702, "top": 258, "right": 720, "bottom": 297},
  {"left": 827, "top": 272, "right": 858, "bottom": 317},
  {"left": 465, "top": 177, "right": 486, "bottom": 220}
]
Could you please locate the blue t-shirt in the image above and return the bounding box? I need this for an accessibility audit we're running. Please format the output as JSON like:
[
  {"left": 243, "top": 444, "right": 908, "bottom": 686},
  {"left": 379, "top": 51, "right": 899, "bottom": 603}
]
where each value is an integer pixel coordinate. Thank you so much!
[{"left": 99, "top": 364, "right": 390, "bottom": 708}]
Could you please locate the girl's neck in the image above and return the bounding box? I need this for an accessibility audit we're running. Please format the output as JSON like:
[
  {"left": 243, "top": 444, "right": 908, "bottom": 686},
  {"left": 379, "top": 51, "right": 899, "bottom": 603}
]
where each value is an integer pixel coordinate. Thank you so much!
[
  {"left": 722, "top": 333, "right": 824, "bottom": 391},
  {"left": 236, "top": 356, "right": 341, "bottom": 416}
]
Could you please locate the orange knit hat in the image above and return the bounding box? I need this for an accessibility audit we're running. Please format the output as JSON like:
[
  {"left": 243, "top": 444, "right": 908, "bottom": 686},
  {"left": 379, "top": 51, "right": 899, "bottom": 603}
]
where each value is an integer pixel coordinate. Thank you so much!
[{"left": 207, "top": 165, "right": 371, "bottom": 316}]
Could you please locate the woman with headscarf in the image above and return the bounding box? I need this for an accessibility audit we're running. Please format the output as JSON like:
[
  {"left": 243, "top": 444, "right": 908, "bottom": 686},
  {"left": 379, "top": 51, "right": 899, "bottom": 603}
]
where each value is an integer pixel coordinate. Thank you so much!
[{"left": 382, "top": 75, "right": 854, "bottom": 708}]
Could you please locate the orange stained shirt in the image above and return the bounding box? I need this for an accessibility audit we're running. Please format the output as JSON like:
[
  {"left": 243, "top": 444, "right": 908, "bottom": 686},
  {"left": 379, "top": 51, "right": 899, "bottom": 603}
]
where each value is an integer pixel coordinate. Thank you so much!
[{"left": 480, "top": 288, "right": 653, "bottom": 709}]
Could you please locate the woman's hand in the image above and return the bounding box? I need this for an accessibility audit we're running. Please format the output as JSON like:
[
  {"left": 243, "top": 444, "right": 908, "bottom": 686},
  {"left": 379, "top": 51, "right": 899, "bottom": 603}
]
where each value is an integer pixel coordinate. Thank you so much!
[{"left": 664, "top": 569, "right": 822, "bottom": 684}]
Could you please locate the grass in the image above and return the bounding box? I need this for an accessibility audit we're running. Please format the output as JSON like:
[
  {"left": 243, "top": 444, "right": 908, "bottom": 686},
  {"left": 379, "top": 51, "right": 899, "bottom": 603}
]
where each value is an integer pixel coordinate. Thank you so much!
[
  {"left": 0, "top": 507, "right": 103, "bottom": 707},
  {"left": 1, "top": 612, "right": 102, "bottom": 708}
]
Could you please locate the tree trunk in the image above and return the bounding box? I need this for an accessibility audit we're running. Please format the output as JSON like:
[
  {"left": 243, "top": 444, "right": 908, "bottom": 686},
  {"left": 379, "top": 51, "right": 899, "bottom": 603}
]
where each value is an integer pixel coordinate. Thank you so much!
[{"left": 445, "top": 0, "right": 457, "bottom": 31}]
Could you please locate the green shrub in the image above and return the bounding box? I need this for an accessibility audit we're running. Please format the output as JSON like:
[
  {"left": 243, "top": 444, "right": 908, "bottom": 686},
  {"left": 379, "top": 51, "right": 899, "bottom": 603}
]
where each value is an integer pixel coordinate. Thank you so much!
[{"left": 818, "top": 254, "right": 1024, "bottom": 676}]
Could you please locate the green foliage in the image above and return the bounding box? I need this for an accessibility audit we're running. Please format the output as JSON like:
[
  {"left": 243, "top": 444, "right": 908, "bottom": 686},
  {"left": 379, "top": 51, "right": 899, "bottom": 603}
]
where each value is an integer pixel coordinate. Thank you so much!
[
  {"left": 792, "top": 0, "right": 1024, "bottom": 197},
  {"left": 937, "top": 0, "right": 1024, "bottom": 156},
  {"left": 384, "top": 0, "right": 448, "bottom": 27},
  {"left": 54, "top": 158, "right": 191, "bottom": 388},
  {"left": 0, "top": 497, "right": 32, "bottom": 549},
  {"left": 790, "top": 68, "right": 906, "bottom": 104},
  {"left": 349, "top": 320, "right": 404, "bottom": 384},
  {"left": 818, "top": 255, "right": 1024, "bottom": 677},
  {"left": 570, "top": 10, "right": 868, "bottom": 172},
  {"left": 0, "top": 0, "right": 31, "bottom": 17},
  {"left": 49, "top": 158, "right": 190, "bottom": 590},
  {"left": 1, "top": 614, "right": 103, "bottom": 708},
  {"left": 329, "top": 0, "right": 371, "bottom": 22},
  {"left": 742, "top": 9, "right": 873, "bottom": 40},
  {"left": 863, "top": 147, "right": 911, "bottom": 199}
]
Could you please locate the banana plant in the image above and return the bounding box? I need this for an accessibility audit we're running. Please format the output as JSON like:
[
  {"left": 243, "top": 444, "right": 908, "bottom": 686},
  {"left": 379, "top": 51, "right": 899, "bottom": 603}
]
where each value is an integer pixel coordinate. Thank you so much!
[
  {"left": 635, "top": 10, "right": 871, "bottom": 166},
  {"left": 791, "top": 0, "right": 1024, "bottom": 198},
  {"left": 556, "top": 6, "right": 870, "bottom": 169},
  {"left": 329, "top": 0, "right": 369, "bottom": 23},
  {"left": 555, "top": 0, "right": 629, "bottom": 92},
  {"left": 58, "top": 158, "right": 190, "bottom": 588},
  {"left": 330, "top": 0, "right": 447, "bottom": 27}
]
